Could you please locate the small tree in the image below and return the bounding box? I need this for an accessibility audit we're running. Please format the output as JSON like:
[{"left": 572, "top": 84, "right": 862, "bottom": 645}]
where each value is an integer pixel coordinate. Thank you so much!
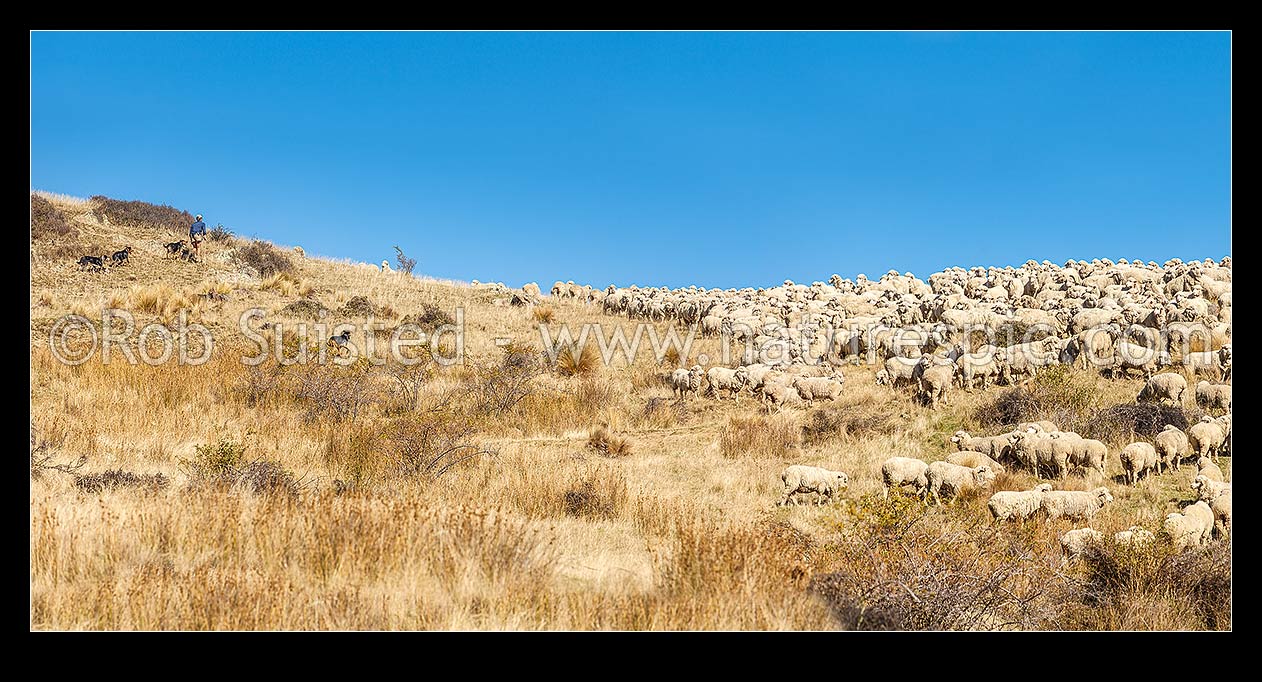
[{"left": 394, "top": 245, "right": 417, "bottom": 276}]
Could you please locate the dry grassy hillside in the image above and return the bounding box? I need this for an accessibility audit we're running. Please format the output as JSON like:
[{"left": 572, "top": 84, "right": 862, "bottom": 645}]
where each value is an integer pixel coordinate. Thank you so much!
[{"left": 30, "top": 192, "right": 1230, "bottom": 630}]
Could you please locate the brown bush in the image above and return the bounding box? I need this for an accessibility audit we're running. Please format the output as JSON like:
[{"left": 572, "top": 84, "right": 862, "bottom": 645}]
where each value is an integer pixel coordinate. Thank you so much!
[
  {"left": 532, "top": 305, "right": 556, "bottom": 324},
  {"left": 31, "top": 194, "right": 76, "bottom": 241},
  {"left": 587, "top": 425, "right": 633, "bottom": 458},
  {"left": 278, "top": 299, "right": 329, "bottom": 320},
  {"left": 340, "top": 295, "right": 378, "bottom": 317},
  {"left": 400, "top": 303, "right": 456, "bottom": 330},
  {"left": 801, "top": 408, "right": 893, "bottom": 446},
  {"left": 563, "top": 465, "right": 628, "bottom": 519},
  {"left": 91, "top": 195, "right": 195, "bottom": 231},
  {"left": 181, "top": 439, "right": 299, "bottom": 498},
  {"left": 719, "top": 415, "right": 800, "bottom": 459},
  {"left": 556, "top": 343, "right": 600, "bottom": 377},
  {"left": 1080, "top": 404, "right": 1199, "bottom": 446},
  {"left": 234, "top": 240, "right": 295, "bottom": 277},
  {"left": 975, "top": 365, "right": 1098, "bottom": 432},
  {"left": 75, "top": 470, "right": 169, "bottom": 493}
]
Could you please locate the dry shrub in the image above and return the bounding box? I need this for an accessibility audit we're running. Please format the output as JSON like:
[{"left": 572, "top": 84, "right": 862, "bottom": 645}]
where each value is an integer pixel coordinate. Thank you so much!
[
  {"left": 91, "top": 195, "right": 195, "bottom": 230},
  {"left": 563, "top": 464, "right": 628, "bottom": 519},
  {"left": 801, "top": 408, "right": 893, "bottom": 446},
  {"left": 587, "top": 425, "right": 633, "bottom": 458},
  {"left": 532, "top": 305, "right": 556, "bottom": 324},
  {"left": 466, "top": 344, "right": 546, "bottom": 418},
  {"left": 401, "top": 303, "right": 456, "bottom": 331},
  {"left": 556, "top": 343, "right": 600, "bottom": 377},
  {"left": 291, "top": 361, "right": 380, "bottom": 424},
  {"left": 637, "top": 397, "right": 687, "bottom": 429},
  {"left": 207, "top": 223, "right": 234, "bottom": 242},
  {"left": 379, "top": 412, "right": 492, "bottom": 480},
  {"left": 719, "top": 415, "right": 800, "bottom": 459},
  {"left": 661, "top": 346, "right": 681, "bottom": 368},
  {"left": 234, "top": 240, "right": 295, "bottom": 277},
  {"left": 75, "top": 470, "right": 170, "bottom": 493},
  {"left": 976, "top": 365, "right": 1098, "bottom": 432},
  {"left": 278, "top": 299, "right": 329, "bottom": 320},
  {"left": 182, "top": 439, "right": 299, "bottom": 498},
  {"left": 262, "top": 272, "right": 311, "bottom": 298},
  {"left": 1080, "top": 404, "right": 1199, "bottom": 446},
  {"left": 340, "top": 295, "right": 378, "bottom": 317},
  {"left": 1060, "top": 540, "right": 1231, "bottom": 630},
  {"left": 31, "top": 194, "right": 76, "bottom": 240}
]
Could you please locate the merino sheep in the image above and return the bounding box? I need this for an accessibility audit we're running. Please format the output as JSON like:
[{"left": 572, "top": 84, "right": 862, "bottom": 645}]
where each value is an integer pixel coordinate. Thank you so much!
[
  {"left": 1009, "top": 431, "right": 1069, "bottom": 479},
  {"left": 1183, "top": 347, "right": 1230, "bottom": 382},
  {"left": 1047, "top": 432, "right": 1108, "bottom": 479},
  {"left": 1119, "top": 442, "right": 1161, "bottom": 485},
  {"left": 956, "top": 352, "right": 1004, "bottom": 391},
  {"left": 1196, "top": 457, "right": 1224, "bottom": 482},
  {"left": 1060, "top": 527, "right": 1105, "bottom": 564},
  {"left": 1039, "top": 487, "right": 1114, "bottom": 523},
  {"left": 917, "top": 359, "right": 955, "bottom": 409},
  {"left": 1019, "top": 421, "right": 1060, "bottom": 434},
  {"left": 1191, "top": 474, "right": 1231, "bottom": 502},
  {"left": 706, "top": 366, "right": 749, "bottom": 401},
  {"left": 1195, "top": 381, "right": 1231, "bottom": 414},
  {"left": 1208, "top": 490, "right": 1231, "bottom": 539},
  {"left": 925, "top": 462, "right": 996, "bottom": 506},
  {"left": 670, "top": 365, "right": 705, "bottom": 400},
  {"left": 521, "top": 282, "right": 542, "bottom": 299},
  {"left": 878, "top": 355, "right": 923, "bottom": 390},
  {"left": 380, "top": 259, "right": 394, "bottom": 274},
  {"left": 1135, "top": 373, "right": 1187, "bottom": 406},
  {"left": 1154, "top": 425, "right": 1191, "bottom": 470},
  {"left": 779, "top": 465, "right": 849, "bottom": 506},
  {"left": 791, "top": 376, "right": 845, "bottom": 403},
  {"left": 880, "top": 457, "right": 929, "bottom": 501},
  {"left": 1162, "top": 501, "right": 1214, "bottom": 549},
  {"left": 1114, "top": 526, "right": 1156, "bottom": 548},
  {"left": 988, "top": 483, "right": 1054, "bottom": 523},
  {"left": 950, "top": 430, "right": 1014, "bottom": 464},
  {"left": 760, "top": 376, "right": 804, "bottom": 411},
  {"left": 1188, "top": 417, "right": 1227, "bottom": 462},
  {"left": 945, "top": 451, "right": 1005, "bottom": 472}
]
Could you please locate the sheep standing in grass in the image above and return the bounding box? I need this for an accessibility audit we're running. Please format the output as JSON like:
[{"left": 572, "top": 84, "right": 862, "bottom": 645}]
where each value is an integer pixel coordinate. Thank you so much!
[
  {"left": 988, "top": 483, "right": 1054, "bottom": 523},
  {"left": 1208, "top": 490, "right": 1231, "bottom": 539},
  {"left": 670, "top": 365, "right": 705, "bottom": 400},
  {"left": 760, "top": 376, "right": 803, "bottom": 411},
  {"left": 1135, "top": 373, "right": 1187, "bottom": 406},
  {"left": 1162, "top": 501, "right": 1214, "bottom": 549},
  {"left": 1039, "top": 487, "right": 1114, "bottom": 523},
  {"left": 1154, "top": 425, "right": 1191, "bottom": 470},
  {"left": 706, "top": 366, "right": 749, "bottom": 402},
  {"left": 1060, "top": 527, "right": 1105, "bottom": 564},
  {"left": 1195, "top": 381, "right": 1231, "bottom": 414},
  {"left": 1119, "top": 442, "right": 1161, "bottom": 485},
  {"left": 880, "top": 457, "right": 929, "bottom": 501},
  {"left": 1196, "top": 457, "right": 1225, "bottom": 482},
  {"left": 1188, "top": 417, "right": 1227, "bottom": 462},
  {"left": 1114, "top": 526, "right": 1156, "bottom": 548},
  {"left": 1009, "top": 431, "right": 1068, "bottom": 479},
  {"left": 1019, "top": 421, "right": 1060, "bottom": 434},
  {"left": 791, "top": 376, "right": 845, "bottom": 404},
  {"left": 945, "top": 451, "right": 1005, "bottom": 472},
  {"left": 1050, "top": 433, "right": 1108, "bottom": 479},
  {"left": 1191, "top": 474, "right": 1231, "bottom": 502},
  {"left": 779, "top": 465, "right": 849, "bottom": 506},
  {"left": 917, "top": 359, "right": 955, "bottom": 409},
  {"left": 925, "top": 462, "right": 996, "bottom": 506}
]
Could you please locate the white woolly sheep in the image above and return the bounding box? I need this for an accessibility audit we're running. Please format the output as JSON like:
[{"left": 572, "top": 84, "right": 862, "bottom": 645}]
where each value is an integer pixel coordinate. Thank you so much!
[
  {"left": 1119, "top": 442, "right": 1161, "bottom": 485},
  {"left": 880, "top": 457, "right": 929, "bottom": 501},
  {"left": 671, "top": 365, "right": 705, "bottom": 400},
  {"left": 1050, "top": 433, "right": 1108, "bottom": 479},
  {"left": 779, "top": 465, "right": 849, "bottom": 506},
  {"left": 1154, "top": 425, "right": 1191, "bottom": 470},
  {"left": 1208, "top": 490, "right": 1231, "bottom": 539},
  {"left": 1191, "top": 474, "right": 1231, "bottom": 502},
  {"left": 1194, "top": 381, "right": 1231, "bottom": 414},
  {"left": 1196, "top": 456, "right": 1224, "bottom": 482},
  {"left": 706, "top": 366, "right": 749, "bottom": 402},
  {"left": 1019, "top": 421, "right": 1060, "bottom": 434},
  {"left": 1188, "top": 417, "right": 1227, "bottom": 462},
  {"left": 1060, "top": 527, "right": 1105, "bottom": 564},
  {"left": 988, "top": 483, "right": 1054, "bottom": 523},
  {"left": 791, "top": 376, "right": 845, "bottom": 403},
  {"left": 1039, "top": 487, "right": 1114, "bottom": 522},
  {"left": 1135, "top": 373, "right": 1187, "bottom": 406},
  {"left": 925, "top": 461, "right": 996, "bottom": 506},
  {"left": 1162, "top": 501, "right": 1214, "bottom": 549},
  {"left": 1009, "top": 431, "right": 1069, "bottom": 479},
  {"left": 1114, "top": 526, "right": 1156, "bottom": 548},
  {"left": 945, "top": 451, "right": 1005, "bottom": 472},
  {"left": 917, "top": 360, "right": 955, "bottom": 409}
]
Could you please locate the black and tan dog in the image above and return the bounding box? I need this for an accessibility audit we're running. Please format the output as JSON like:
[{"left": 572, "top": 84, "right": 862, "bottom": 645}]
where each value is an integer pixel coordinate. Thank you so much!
[
  {"left": 326, "top": 330, "right": 353, "bottom": 357},
  {"left": 77, "top": 254, "right": 108, "bottom": 272},
  {"left": 110, "top": 246, "right": 133, "bottom": 266},
  {"left": 164, "top": 240, "right": 188, "bottom": 258}
]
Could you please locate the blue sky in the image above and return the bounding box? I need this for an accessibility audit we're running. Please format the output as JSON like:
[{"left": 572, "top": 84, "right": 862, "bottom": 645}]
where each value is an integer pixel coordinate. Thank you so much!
[{"left": 31, "top": 31, "right": 1230, "bottom": 289}]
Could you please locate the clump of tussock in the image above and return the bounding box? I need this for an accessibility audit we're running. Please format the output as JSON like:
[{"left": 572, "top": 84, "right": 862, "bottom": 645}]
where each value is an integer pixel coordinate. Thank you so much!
[
  {"left": 75, "top": 470, "right": 170, "bottom": 493},
  {"left": 339, "top": 295, "right": 378, "bottom": 317},
  {"left": 801, "top": 407, "right": 894, "bottom": 445},
  {"left": 278, "top": 299, "right": 329, "bottom": 320},
  {"left": 562, "top": 465, "right": 628, "bottom": 519},
  {"left": 400, "top": 303, "right": 456, "bottom": 330},
  {"left": 234, "top": 240, "right": 295, "bottom": 277},
  {"left": 181, "top": 438, "right": 300, "bottom": 498},
  {"left": 719, "top": 415, "right": 800, "bottom": 459},
  {"left": 975, "top": 365, "right": 1099, "bottom": 432},
  {"left": 556, "top": 343, "right": 600, "bottom": 377},
  {"left": 638, "top": 396, "right": 688, "bottom": 429},
  {"left": 1079, "top": 404, "right": 1200, "bottom": 446},
  {"left": 262, "top": 272, "right": 313, "bottom": 298},
  {"left": 31, "top": 194, "right": 77, "bottom": 240},
  {"left": 532, "top": 305, "right": 556, "bottom": 324},
  {"left": 587, "top": 425, "right": 633, "bottom": 458},
  {"left": 91, "top": 195, "right": 195, "bottom": 231}
]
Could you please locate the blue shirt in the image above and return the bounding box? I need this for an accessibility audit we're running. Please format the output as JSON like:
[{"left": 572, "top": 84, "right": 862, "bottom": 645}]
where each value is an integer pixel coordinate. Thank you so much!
[{"left": 190, "top": 220, "right": 206, "bottom": 237}]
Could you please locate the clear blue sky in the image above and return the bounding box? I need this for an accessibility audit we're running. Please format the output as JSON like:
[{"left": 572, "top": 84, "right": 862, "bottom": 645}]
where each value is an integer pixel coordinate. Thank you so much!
[{"left": 31, "top": 31, "right": 1230, "bottom": 289}]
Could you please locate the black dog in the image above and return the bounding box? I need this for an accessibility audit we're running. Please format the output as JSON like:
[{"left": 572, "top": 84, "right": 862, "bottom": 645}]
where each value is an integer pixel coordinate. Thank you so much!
[
  {"left": 110, "top": 246, "right": 133, "bottom": 266},
  {"left": 164, "top": 240, "right": 187, "bottom": 258},
  {"left": 77, "top": 254, "right": 107, "bottom": 272},
  {"left": 178, "top": 246, "right": 198, "bottom": 263}
]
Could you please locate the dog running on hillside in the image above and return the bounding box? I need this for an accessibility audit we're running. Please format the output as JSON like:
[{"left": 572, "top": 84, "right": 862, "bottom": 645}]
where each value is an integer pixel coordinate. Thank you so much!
[
  {"left": 77, "top": 254, "right": 108, "bottom": 272},
  {"left": 327, "top": 330, "right": 353, "bottom": 357},
  {"left": 179, "top": 246, "right": 198, "bottom": 263},
  {"left": 110, "top": 246, "right": 133, "bottom": 266},
  {"left": 164, "top": 240, "right": 187, "bottom": 258}
]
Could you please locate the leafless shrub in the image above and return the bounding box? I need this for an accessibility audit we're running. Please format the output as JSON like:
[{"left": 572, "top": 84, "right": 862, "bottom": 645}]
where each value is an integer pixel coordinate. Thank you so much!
[
  {"left": 587, "top": 425, "right": 633, "bottom": 458},
  {"left": 75, "top": 470, "right": 170, "bottom": 493}
]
